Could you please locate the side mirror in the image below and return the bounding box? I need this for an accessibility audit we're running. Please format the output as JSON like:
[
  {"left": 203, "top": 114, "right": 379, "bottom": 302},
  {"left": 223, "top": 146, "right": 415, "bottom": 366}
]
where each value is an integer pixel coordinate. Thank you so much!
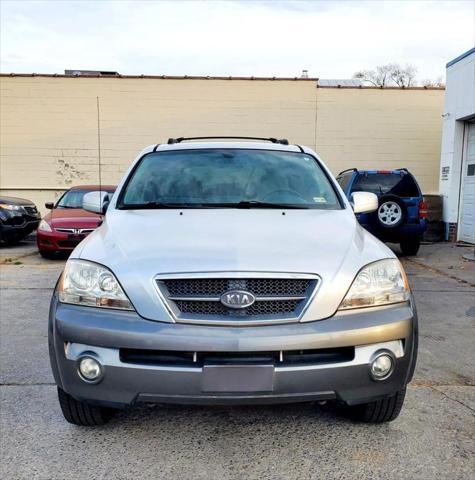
[
  {"left": 45, "top": 202, "right": 54, "bottom": 210},
  {"left": 351, "top": 191, "right": 378, "bottom": 214},
  {"left": 82, "top": 191, "right": 110, "bottom": 215}
]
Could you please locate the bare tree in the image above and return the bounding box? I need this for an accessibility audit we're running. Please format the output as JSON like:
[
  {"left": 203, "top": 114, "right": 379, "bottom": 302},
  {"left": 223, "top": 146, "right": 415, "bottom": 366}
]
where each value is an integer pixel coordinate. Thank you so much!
[
  {"left": 353, "top": 63, "right": 418, "bottom": 87},
  {"left": 421, "top": 76, "right": 445, "bottom": 87},
  {"left": 353, "top": 64, "right": 393, "bottom": 87},
  {"left": 390, "top": 63, "right": 417, "bottom": 87}
]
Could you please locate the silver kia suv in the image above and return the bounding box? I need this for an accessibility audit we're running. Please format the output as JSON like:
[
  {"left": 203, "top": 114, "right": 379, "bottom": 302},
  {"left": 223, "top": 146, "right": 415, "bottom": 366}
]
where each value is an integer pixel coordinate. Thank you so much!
[{"left": 49, "top": 137, "right": 418, "bottom": 425}]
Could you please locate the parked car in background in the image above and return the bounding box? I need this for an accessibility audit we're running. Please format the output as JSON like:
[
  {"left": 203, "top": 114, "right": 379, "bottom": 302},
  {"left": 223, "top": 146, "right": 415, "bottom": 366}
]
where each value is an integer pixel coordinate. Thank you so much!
[
  {"left": 37, "top": 185, "right": 115, "bottom": 258},
  {"left": 0, "top": 195, "right": 41, "bottom": 246},
  {"left": 336, "top": 169, "right": 427, "bottom": 255}
]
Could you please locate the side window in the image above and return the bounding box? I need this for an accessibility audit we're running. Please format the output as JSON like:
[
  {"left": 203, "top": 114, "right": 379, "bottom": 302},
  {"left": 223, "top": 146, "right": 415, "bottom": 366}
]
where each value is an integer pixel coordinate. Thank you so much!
[{"left": 337, "top": 174, "right": 352, "bottom": 192}]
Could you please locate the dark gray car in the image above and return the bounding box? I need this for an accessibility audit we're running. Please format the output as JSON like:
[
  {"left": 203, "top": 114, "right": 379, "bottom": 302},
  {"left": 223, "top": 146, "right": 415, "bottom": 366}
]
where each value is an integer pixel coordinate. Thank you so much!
[{"left": 0, "top": 195, "right": 41, "bottom": 245}]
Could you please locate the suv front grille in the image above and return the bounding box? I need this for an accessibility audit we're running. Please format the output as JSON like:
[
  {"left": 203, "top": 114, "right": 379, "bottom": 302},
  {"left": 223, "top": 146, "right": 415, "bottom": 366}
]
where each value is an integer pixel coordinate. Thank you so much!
[
  {"left": 156, "top": 276, "right": 318, "bottom": 325},
  {"left": 164, "top": 278, "right": 311, "bottom": 298},
  {"left": 174, "top": 299, "right": 301, "bottom": 316}
]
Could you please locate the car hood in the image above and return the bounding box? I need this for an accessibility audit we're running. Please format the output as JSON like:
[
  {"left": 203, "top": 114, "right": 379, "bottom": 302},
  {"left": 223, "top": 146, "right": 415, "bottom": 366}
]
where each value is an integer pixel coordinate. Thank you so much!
[
  {"left": 0, "top": 195, "right": 36, "bottom": 206},
  {"left": 74, "top": 208, "right": 395, "bottom": 323},
  {"left": 45, "top": 209, "right": 102, "bottom": 228}
]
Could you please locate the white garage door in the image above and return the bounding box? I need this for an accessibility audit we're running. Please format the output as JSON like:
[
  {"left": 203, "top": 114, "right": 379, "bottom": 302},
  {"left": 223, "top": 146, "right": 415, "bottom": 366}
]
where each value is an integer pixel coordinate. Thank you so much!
[{"left": 459, "top": 122, "right": 475, "bottom": 244}]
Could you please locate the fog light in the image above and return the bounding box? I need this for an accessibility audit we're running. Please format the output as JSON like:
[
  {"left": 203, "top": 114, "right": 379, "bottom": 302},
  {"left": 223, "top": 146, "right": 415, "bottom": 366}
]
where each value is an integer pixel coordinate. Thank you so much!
[
  {"left": 78, "top": 356, "right": 102, "bottom": 381},
  {"left": 370, "top": 353, "right": 394, "bottom": 380}
]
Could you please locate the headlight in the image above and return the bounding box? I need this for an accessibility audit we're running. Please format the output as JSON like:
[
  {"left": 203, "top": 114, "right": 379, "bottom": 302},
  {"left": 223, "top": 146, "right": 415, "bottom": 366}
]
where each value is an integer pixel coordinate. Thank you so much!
[
  {"left": 0, "top": 203, "right": 23, "bottom": 211},
  {"left": 58, "top": 260, "right": 134, "bottom": 310},
  {"left": 0, "top": 203, "right": 24, "bottom": 215},
  {"left": 38, "top": 220, "right": 52, "bottom": 232},
  {"left": 339, "top": 259, "right": 409, "bottom": 310}
]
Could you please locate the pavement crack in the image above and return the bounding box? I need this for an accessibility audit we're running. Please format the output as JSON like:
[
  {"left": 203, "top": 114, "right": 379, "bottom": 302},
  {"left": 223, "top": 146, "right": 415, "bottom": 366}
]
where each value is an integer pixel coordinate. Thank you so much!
[
  {"left": 0, "top": 382, "right": 55, "bottom": 386},
  {"left": 404, "top": 258, "right": 475, "bottom": 288},
  {"left": 431, "top": 386, "right": 475, "bottom": 414},
  {"left": 411, "top": 289, "right": 474, "bottom": 293},
  {"left": 411, "top": 382, "right": 474, "bottom": 387},
  {"left": 0, "top": 287, "right": 54, "bottom": 290}
]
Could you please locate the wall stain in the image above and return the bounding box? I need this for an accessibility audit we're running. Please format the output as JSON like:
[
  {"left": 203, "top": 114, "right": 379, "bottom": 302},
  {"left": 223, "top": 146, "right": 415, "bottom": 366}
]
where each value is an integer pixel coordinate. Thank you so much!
[{"left": 55, "top": 150, "right": 87, "bottom": 185}]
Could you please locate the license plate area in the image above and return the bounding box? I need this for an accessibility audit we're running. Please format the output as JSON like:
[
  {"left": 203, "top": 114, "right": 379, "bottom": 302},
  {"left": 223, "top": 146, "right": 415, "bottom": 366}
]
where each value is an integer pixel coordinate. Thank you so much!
[
  {"left": 202, "top": 364, "right": 274, "bottom": 393},
  {"left": 67, "top": 234, "right": 85, "bottom": 240}
]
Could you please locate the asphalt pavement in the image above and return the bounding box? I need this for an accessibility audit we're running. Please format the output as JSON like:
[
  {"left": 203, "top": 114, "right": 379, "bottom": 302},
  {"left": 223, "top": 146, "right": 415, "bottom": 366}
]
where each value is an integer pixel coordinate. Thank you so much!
[{"left": 0, "top": 243, "right": 474, "bottom": 480}]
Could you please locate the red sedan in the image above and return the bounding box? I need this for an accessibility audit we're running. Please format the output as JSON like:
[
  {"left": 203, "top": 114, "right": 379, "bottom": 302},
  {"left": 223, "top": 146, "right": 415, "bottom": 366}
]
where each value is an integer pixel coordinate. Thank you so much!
[{"left": 37, "top": 185, "right": 115, "bottom": 258}]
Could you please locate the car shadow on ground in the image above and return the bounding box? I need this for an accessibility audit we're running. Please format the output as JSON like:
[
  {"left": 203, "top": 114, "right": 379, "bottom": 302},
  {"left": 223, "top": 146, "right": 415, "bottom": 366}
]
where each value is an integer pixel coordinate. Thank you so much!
[{"left": 108, "top": 400, "right": 360, "bottom": 429}]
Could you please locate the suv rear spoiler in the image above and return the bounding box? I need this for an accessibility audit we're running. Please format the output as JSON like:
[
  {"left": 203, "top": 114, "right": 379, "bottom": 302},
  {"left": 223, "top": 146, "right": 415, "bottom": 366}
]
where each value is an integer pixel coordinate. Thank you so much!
[
  {"left": 338, "top": 168, "right": 410, "bottom": 176},
  {"left": 337, "top": 168, "right": 358, "bottom": 176}
]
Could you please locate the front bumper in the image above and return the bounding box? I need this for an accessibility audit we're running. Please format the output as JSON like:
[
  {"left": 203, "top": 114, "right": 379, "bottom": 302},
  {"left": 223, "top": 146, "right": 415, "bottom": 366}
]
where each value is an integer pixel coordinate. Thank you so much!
[
  {"left": 0, "top": 218, "right": 40, "bottom": 237},
  {"left": 49, "top": 297, "right": 417, "bottom": 408},
  {"left": 37, "top": 230, "right": 89, "bottom": 251}
]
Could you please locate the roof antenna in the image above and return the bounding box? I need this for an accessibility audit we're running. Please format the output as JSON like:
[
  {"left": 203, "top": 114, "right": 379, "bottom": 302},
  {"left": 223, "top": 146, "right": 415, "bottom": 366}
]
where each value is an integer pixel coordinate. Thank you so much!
[{"left": 96, "top": 96, "right": 103, "bottom": 221}]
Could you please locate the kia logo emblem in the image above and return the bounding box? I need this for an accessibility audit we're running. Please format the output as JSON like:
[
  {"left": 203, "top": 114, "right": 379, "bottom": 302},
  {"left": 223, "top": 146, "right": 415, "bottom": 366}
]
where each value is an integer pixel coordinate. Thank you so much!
[{"left": 220, "top": 290, "right": 256, "bottom": 309}]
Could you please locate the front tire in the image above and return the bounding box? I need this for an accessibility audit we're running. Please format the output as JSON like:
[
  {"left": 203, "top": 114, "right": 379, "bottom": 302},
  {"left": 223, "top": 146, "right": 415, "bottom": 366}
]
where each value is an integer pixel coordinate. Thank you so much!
[
  {"left": 347, "top": 388, "right": 406, "bottom": 423},
  {"left": 57, "top": 387, "right": 116, "bottom": 426},
  {"left": 400, "top": 238, "right": 421, "bottom": 256},
  {"left": 2, "top": 234, "right": 22, "bottom": 246}
]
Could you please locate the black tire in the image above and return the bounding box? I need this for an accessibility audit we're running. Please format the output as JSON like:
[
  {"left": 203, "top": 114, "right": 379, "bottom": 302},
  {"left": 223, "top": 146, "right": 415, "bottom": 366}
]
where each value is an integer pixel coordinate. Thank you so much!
[
  {"left": 400, "top": 238, "right": 421, "bottom": 256},
  {"left": 57, "top": 387, "right": 115, "bottom": 426},
  {"left": 39, "top": 250, "right": 56, "bottom": 259},
  {"left": 3, "top": 234, "right": 22, "bottom": 246},
  {"left": 376, "top": 195, "right": 406, "bottom": 229},
  {"left": 347, "top": 387, "right": 406, "bottom": 423}
]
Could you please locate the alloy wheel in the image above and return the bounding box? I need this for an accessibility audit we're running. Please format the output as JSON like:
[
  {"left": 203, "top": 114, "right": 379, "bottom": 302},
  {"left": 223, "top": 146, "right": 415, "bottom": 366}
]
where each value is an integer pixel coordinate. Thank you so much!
[{"left": 378, "top": 201, "right": 402, "bottom": 226}]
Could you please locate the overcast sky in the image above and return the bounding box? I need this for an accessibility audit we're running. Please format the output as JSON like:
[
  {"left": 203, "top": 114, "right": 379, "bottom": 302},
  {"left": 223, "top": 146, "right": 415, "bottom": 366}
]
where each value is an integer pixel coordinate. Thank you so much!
[{"left": 1, "top": 0, "right": 474, "bottom": 82}]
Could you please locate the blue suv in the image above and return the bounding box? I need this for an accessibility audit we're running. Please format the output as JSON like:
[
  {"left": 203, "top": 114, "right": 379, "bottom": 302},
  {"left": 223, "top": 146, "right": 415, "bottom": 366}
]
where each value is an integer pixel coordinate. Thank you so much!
[{"left": 336, "top": 169, "right": 427, "bottom": 255}]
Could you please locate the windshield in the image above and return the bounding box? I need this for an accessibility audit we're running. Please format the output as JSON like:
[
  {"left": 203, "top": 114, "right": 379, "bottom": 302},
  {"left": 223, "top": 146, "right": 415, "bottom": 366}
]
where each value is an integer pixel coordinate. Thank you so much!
[
  {"left": 119, "top": 149, "right": 341, "bottom": 209},
  {"left": 56, "top": 189, "right": 115, "bottom": 209}
]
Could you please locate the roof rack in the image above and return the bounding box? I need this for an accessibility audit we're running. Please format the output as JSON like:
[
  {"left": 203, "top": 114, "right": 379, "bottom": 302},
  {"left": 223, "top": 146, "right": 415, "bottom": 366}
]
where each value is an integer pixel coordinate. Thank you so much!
[
  {"left": 167, "top": 136, "right": 290, "bottom": 145},
  {"left": 337, "top": 168, "right": 358, "bottom": 176}
]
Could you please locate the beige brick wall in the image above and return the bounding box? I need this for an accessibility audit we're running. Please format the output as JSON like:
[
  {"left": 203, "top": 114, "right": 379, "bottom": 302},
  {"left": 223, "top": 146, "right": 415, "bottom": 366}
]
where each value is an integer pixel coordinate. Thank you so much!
[{"left": 0, "top": 76, "right": 444, "bottom": 212}]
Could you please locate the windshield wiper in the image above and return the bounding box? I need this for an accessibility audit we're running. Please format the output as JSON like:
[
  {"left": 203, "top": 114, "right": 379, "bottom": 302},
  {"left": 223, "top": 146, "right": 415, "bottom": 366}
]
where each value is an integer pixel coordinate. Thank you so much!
[
  {"left": 237, "top": 200, "right": 308, "bottom": 209},
  {"left": 119, "top": 200, "right": 311, "bottom": 210},
  {"left": 199, "top": 201, "right": 310, "bottom": 209},
  {"left": 118, "top": 202, "right": 203, "bottom": 210}
]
